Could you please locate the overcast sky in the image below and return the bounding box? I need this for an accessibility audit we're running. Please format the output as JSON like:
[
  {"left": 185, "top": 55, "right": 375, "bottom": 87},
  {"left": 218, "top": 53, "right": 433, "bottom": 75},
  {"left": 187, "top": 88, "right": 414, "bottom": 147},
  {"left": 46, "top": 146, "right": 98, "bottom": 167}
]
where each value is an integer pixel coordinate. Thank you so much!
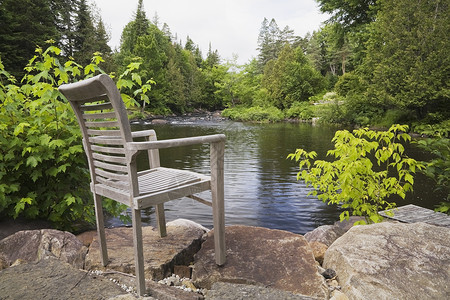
[{"left": 92, "top": 0, "right": 329, "bottom": 64}]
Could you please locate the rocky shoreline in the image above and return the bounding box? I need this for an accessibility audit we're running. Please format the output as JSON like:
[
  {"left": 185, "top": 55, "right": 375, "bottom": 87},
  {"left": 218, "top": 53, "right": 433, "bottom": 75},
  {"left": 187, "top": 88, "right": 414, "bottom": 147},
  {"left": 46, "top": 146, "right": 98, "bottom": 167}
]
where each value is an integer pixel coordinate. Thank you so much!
[{"left": 0, "top": 216, "right": 449, "bottom": 299}]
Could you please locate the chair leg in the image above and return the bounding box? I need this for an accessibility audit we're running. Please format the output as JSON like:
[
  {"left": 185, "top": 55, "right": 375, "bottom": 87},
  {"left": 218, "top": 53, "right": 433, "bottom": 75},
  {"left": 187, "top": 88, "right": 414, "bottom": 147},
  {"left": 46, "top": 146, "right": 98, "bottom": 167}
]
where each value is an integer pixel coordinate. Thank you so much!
[
  {"left": 132, "top": 209, "right": 146, "bottom": 296},
  {"left": 211, "top": 141, "right": 226, "bottom": 265},
  {"left": 156, "top": 203, "right": 167, "bottom": 237},
  {"left": 93, "top": 193, "right": 108, "bottom": 266}
]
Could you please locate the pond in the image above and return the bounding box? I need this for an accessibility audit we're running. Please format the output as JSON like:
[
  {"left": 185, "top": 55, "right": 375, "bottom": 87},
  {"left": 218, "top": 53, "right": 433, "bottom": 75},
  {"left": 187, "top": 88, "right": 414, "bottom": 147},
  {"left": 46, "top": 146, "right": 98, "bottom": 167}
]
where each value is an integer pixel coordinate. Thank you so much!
[{"left": 106, "top": 119, "right": 445, "bottom": 235}]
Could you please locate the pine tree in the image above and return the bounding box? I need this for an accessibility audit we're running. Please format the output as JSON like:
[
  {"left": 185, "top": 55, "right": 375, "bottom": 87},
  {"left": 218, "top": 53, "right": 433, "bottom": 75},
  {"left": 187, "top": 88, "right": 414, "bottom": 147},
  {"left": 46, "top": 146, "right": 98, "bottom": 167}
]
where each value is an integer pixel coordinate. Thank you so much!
[
  {"left": 0, "top": 0, "right": 60, "bottom": 77},
  {"left": 73, "top": 0, "right": 96, "bottom": 66},
  {"left": 119, "top": 0, "right": 150, "bottom": 55}
]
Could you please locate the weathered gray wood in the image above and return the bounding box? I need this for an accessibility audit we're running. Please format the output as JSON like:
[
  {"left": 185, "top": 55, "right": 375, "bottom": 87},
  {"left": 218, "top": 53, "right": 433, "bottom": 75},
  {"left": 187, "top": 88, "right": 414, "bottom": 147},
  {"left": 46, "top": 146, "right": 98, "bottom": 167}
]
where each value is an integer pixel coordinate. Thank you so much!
[
  {"left": 59, "top": 74, "right": 227, "bottom": 296},
  {"left": 211, "top": 140, "right": 226, "bottom": 265},
  {"left": 92, "top": 152, "right": 127, "bottom": 164},
  {"left": 132, "top": 209, "right": 146, "bottom": 296},
  {"left": 155, "top": 204, "right": 167, "bottom": 238},
  {"left": 93, "top": 193, "right": 108, "bottom": 266},
  {"left": 187, "top": 194, "right": 213, "bottom": 207},
  {"left": 127, "top": 134, "right": 226, "bottom": 150},
  {"left": 380, "top": 204, "right": 450, "bottom": 228},
  {"left": 90, "top": 144, "right": 125, "bottom": 155}
]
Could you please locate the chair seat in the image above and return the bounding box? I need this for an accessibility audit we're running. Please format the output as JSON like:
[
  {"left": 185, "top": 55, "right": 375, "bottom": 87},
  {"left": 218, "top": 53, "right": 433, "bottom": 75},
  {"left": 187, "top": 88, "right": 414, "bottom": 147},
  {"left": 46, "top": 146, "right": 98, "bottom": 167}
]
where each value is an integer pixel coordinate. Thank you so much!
[
  {"left": 93, "top": 167, "right": 211, "bottom": 208},
  {"left": 138, "top": 167, "right": 209, "bottom": 194}
]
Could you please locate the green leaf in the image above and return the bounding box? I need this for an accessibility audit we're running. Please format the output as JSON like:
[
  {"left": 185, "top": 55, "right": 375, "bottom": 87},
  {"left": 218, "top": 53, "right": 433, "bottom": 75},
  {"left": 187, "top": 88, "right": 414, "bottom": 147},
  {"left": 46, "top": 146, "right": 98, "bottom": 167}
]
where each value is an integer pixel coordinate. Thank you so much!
[
  {"left": 26, "top": 156, "right": 39, "bottom": 168},
  {"left": 14, "top": 123, "right": 30, "bottom": 136},
  {"left": 132, "top": 73, "right": 142, "bottom": 86}
]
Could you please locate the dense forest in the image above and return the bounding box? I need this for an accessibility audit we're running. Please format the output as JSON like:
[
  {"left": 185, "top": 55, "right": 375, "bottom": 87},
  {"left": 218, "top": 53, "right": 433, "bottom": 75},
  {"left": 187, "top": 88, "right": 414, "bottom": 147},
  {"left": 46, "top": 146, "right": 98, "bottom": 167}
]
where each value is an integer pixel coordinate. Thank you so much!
[
  {"left": 0, "top": 0, "right": 448, "bottom": 228},
  {"left": 1, "top": 0, "right": 448, "bottom": 126}
]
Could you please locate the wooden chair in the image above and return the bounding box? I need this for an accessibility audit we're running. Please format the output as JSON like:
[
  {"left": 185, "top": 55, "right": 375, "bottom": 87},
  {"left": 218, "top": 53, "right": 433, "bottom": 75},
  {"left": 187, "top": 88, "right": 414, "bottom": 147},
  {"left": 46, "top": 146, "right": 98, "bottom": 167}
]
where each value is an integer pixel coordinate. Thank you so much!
[{"left": 58, "top": 74, "right": 226, "bottom": 296}]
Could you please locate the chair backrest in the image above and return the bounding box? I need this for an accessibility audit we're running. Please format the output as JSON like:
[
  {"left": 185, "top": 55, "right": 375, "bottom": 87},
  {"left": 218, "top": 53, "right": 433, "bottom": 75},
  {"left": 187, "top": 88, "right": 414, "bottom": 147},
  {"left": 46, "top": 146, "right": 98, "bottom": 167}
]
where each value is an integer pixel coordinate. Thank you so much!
[{"left": 59, "top": 74, "right": 138, "bottom": 198}]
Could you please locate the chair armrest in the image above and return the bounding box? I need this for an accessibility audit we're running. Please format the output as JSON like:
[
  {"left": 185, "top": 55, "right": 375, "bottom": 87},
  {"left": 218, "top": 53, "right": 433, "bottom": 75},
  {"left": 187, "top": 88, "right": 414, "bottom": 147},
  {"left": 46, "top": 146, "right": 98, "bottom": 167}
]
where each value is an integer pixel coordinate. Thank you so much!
[
  {"left": 126, "top": 134, "right": 226, "bottom": 151},
  {"left": 131, "top": 129, "right": 156, "bottom": 139}
]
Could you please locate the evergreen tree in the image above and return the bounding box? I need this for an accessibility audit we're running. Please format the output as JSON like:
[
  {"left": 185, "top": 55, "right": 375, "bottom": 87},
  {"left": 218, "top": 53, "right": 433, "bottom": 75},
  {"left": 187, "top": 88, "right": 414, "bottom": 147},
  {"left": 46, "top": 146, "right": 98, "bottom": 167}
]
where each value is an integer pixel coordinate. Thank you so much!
[
  {"left": 361, "top": 0, "right": 449, "bottom": 120},
  {"left": 51, "top": 0, "right": 77, "bottom": 57},
  {"left": 257, "top": 18, "right": 297, "bottom": 73},
  {"left": 73, "top": 0, "right": 96, "bottom": 66},
  {"left": 119, "top": 0, "right": 150, "bottom": 55},
  {"left": 0, "top": 0, "right": 60, "bottom": 77},
  {"left": 203, "top": 43, "right": 221, "bottom": 68},
  {"left": 263, "top": 44, "right": 325, "bottom": 109}
]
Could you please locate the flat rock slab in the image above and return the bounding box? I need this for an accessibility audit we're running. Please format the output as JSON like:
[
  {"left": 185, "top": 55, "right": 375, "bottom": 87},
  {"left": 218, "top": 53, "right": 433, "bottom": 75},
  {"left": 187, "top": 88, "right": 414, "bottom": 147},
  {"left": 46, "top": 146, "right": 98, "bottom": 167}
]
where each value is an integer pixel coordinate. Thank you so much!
[
  {"left": 0, "top": 258, "right": 127, "bottom": 300},
  {"left": 192, "top": 225, "right": 328, "bottom": 299},
  {"left": 205, "top": 282, "right": 320, "bottom": 300},
  {"left": 323, "top": 222, "right": 450, "bottom": 300},
  {"left": 0, "top": 229, "right": 87, "bottom": 270},
  {"left": 86, "top": 219, "right": 207, "bottom": 280}
]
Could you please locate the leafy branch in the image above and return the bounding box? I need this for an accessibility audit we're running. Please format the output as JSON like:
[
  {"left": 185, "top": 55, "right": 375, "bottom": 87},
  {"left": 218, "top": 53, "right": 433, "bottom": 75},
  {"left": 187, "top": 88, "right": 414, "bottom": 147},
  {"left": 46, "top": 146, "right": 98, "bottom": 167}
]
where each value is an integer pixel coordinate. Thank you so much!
[{"left": 288, "top": 124, "right": 424, "bottom": 224}]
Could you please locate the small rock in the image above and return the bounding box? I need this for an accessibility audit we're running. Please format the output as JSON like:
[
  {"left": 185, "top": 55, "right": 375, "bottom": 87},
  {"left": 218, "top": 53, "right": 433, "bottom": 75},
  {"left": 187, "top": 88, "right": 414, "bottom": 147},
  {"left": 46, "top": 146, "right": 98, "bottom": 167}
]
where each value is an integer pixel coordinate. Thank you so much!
[
  {"left": 322, "top": 268, "right": 336, "bottom": 279},
  {"left": 330, "top": 290, "right": 349, "bottom": 300},
  {"left": 327, "top": 279, "right": 340, "bottom": 289},
  {"left": 152, "top": 119, "right": 168, "bottom": 124},
  {"left": 182, "top": 279, "right": 197, "bottom": 291}
]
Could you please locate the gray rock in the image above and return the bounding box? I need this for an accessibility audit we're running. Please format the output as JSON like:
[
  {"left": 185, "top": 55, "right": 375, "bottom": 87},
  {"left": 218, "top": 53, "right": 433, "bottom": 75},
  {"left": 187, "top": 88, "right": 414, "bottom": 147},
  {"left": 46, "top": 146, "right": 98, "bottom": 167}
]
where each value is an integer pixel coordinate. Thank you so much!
[
  {"left": 86, "top": 220, "right": 207, "bottom": 280},
  {"left": 192, "top": 225, "right": 328, "bottom": 299},
  {"left": 0, "top": 229, "right": 87, "bottom": 269},
  {"left": 323, "top": 222, "right": 450, "bottom": 300},
  {"left": 152, "top": 119, "right": 168, "bottom": 124},
  {"left": 304, "top": 217, "right": 364, "bottom": 247},
  {"left": 205, "top": 282, "right": 320, "bottom": 300},
  {"left": 0, "top": 257, "right": 127, "bottom": 299}
]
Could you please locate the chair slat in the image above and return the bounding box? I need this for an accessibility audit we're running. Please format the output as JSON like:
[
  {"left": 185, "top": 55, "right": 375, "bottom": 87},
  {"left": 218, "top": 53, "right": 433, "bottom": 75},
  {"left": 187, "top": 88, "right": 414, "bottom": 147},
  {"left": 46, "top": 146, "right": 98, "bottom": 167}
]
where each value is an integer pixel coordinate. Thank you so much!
[
  {"left": 82, "top": 112, "right": 116, "bottom": 120},
  {"left": 90, "top": 144, "right": 126, "bottom": 154},
  {"left": 92, "top": 152, "right": 127, "bottom": 164},
  {"left": 89, "top": 136, "right": 123, "bottom": 145},
  {"left": 86, "top": 121, "right": 119, "bottom": 128},
  {"left": 76, "top": 94, "right": 108, "bottom": 104},
  {"left": 95, "top": 168, "right": 129, "bottom": 182},
  {"left": 94, "top": 160, "right": 128, "bottom": 173},
  {"left": 81, "top": 102, "right": 113, "bottom": 111},
  {"left": 87, "top": 129, "right": 121, "bottom": 136},
  {"left": 96, "top": 176, "right": 129, "bottom": 191}
]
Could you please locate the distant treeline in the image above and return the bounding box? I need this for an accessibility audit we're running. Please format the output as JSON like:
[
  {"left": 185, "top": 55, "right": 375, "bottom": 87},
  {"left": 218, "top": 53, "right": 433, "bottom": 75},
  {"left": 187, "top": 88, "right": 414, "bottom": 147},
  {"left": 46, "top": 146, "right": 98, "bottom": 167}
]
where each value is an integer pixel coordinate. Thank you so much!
[{"left": 1, "top": 0, "right": 448, "bottom": 126}]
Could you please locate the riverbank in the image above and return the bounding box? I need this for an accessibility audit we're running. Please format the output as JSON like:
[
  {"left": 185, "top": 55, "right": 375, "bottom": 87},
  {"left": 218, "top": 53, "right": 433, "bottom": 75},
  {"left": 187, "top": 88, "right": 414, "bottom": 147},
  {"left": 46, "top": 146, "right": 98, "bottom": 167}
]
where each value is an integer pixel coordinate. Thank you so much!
[{"left": 1, "top": 210, "right": 449, "bottom": 299}]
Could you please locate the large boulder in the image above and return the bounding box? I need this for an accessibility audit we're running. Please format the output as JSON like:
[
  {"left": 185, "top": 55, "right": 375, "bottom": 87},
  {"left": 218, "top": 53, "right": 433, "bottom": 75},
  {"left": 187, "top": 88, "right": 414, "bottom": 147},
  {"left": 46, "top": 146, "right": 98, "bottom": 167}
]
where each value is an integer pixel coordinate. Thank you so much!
[
  {"left": 192, "top": 225, "right": 328, "bottom": 299},
  {"left": 85, "top": 219, "right": 207, "bottom": 280},
  {"left": 0, "top": 229, "right": 87, "bottom": 269},
  {"left": 323, "top": 222, "right": 450, "bottom": 300},
  {"left": 0, "top": 257, "right": 129, "bottom": 300}
]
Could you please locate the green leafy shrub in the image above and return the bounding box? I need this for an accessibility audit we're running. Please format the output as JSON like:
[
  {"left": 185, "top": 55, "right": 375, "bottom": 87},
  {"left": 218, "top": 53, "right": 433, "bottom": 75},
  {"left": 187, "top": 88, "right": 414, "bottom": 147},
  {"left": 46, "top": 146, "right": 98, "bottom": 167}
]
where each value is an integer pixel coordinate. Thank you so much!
[
  {"left": 285, "top": 101, "right": 315, "bottom": 120},
  {"left": 415, "top": 121, "right": 450, "bottom": 214},
  {"left": 0, "top": 44, "right": 149, "bottom": 230},
  {"left": 222, "top": 106, "right": 284, "bottom": 122},
  {"left": 334, "top": 72, "right": 366, "bottom": 98},
  {"left": 288, "top": 124, "right": 424, "bottom": 224}
]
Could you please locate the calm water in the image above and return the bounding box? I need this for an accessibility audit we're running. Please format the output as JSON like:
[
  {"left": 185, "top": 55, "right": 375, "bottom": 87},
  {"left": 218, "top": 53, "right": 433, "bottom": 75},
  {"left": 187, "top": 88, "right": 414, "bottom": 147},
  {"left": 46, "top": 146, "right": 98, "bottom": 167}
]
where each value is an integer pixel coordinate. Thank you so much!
[{"left": 106, "top": 120, "right": 445, "bottom": 235}]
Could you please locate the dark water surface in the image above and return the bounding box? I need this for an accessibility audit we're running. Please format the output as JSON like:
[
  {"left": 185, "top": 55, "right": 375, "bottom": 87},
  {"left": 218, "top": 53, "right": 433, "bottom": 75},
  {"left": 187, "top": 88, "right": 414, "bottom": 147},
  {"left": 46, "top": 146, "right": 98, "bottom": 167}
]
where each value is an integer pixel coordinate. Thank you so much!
[{"left": 106, "top": 120, "right": 445, "bottom": 235}]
